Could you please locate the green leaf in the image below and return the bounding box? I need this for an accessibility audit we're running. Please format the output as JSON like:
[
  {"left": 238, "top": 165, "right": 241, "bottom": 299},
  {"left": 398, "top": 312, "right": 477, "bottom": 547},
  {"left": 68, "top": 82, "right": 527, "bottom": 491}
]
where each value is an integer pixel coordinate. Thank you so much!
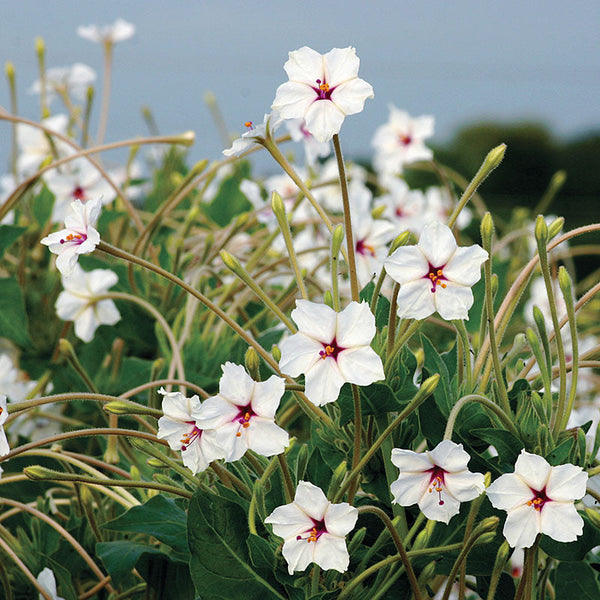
[
  {"left": 247, "top": 533, "right": 276, "bottom": 572},
  {"left": 555, "top": 561, "right": 600, "bottom": 600},
  {"left": 0, "top": 224, "right": 26, "bottom": 256},
  {"left": 32, "top": 185, "right": 54, "bottom": 226},
  {"left": 96, "top": 541, "right": 167, "bottom": 587},
  {"left": 188, "top": 487, "right": 286, "bottom": 600},
  {"left": 0, "top": 277, "right": 31, "bottom": 346},
  {"left": 421, "top": 334, "right": 455, "bottom": 415},
  {"left": 101, "top": 495, "right": 189, "bottom": 558},
  {"left": 204, "top": 164, "right": 252, "bottom": 226},
  {"left": 471, "top": 428, "right": 523, "bottom": 468}
]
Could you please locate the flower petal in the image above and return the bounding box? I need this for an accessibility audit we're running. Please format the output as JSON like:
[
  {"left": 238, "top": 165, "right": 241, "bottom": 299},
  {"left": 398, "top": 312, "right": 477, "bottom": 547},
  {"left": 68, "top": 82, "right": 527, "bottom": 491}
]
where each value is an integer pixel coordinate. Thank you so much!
[
  {"left": 312, "top": 533, "right": 351, "bottom": 572},
  {"left": 336, "top": 346, "right": 384, "bottom": 387},
  {"left": 391, "top": 448, "right": 434, "bottom": 472},
  {"left": 502, "top": 503, "right": 541, "bottom": 548},
  {"left": 419, "top": 482, "right": 462, "bottom": 524},
  {"left": 539, "top": 501, "right": 584, "bottom": 542},
  {"left": 432, "top": 284, "right": 475, "bottom": 321},
  {"left": 545, "top": 463, "right": 588, "bottom": 501},
  {"left": 304, "top": 356, "right": 346, "bottom": 405},
  {"left": 418, "top": 222, "right": 457, "bottom": 267},
  {"left": 324, "top": 502, "right": 359, "bottom": 537},
  {"left": 246, "top": 418, "right": 289, "bottom": 458},
  {"left": 443, "top": 245, "right": 488, "bottom": 286},
  {"left": 304, "top": 99, "right": 346, "bottom": 143},
  {"left": 391, "top": 471, "right": 430, "bottom": 507},
  {"left": 513, "top": 452, "right": 552, "bottom": 491},
  {"left": 395, "top": 279, "right": 436, "bottom": 320},
  {"left": 385, "top": 246, "right": 429, "bottom": 284},
  {"left": 330, "top": 78, "right": 374, "bottom": 116},
  {"left": 290, "top": 300, "right": 337, "bottom": 343},
  {"left": 251, "top": 375, "right": 286, "bottom": 418},
  {"left": 283, "top": 46, "right": 324, "bottom": 83},
  {"left": 279, "top": 333, "right": 323, "bottom": 378},
  {"left": 294, "top": 481, "right": 330, "bottom": 520},
  {"left": 487, "top": 473, "right": 533, "bottom": 511},
  {"left": 272, "top": 81, "right": 316, "bottom": 119},
  {"left": 218, "top": 362, "right": 256, "bottom": 406},
  {"left": 323, "top": 47, "right": 360, "bottom": 84},
  {"left": 336, "top": 301, "right": 376, "bottom": 347},
  {"left": 444, "top": 470, "right": 486, "bottom": 502}
]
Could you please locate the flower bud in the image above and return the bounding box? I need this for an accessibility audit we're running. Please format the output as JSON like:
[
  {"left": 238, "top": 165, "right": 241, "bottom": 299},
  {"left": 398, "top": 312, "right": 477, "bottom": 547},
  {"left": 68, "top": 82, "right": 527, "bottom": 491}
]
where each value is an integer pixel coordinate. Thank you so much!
[
  {"left": 271, "top": 190, "right": 287, "bottom": 223},
  {"left": 421, "top": 373, "right": 440, "bottom": 397},
  {"left": 24, "top": 465, "right": 53, "bottom": 480},
  {"left": 534, "top": 215, "right": 548, "bottom": 246},
  {"left": 388, "top": 230, "right": 411, "bottom": 255},
  {"left": 547, "top": 215, "right": 565, "bottom": 240},
  {"left": 4, "top": 61, "right": 15, "bottom": 81},
  {"left": 558, "top": 265, "right": 572, "bottom": 299},
  {"left": 347, "top": 527, "right": 367, "bottom": 554},
  {"left": 480, "top": 212, "right": 494, "bottom": 250},
  {"left": 244, "top": 347, "right": 261, "bottom": 382},
  {"left": 331, "top": 224, "right": 345, "bottom": 258},
  {"left": 585, "top": 508, "right": 600, "bottom": 529},
  {"left": 371, "top": 204, "right": 386, "bottom": 220},
  {"left": 411, "top": 528, "right": 429, "bottom": 551},
  {"left": 323, "top": 290, "right": 334, "bottom": 310},
  {"left": 474, "top": 516, "right": 499, "bottom": 536},
  {"left": 484, "top": 144, "right": 506, "bottom": 171},
  {"left": 220, "top": 249, "right": 242, "bottom": 273},
  {"left": 327, "top": 460, "right": 347, "bottom": 499},
  {"left": 532, "top": 306, "right": 548, "bottom": 340},
  {"left": 147, "top": 458, "right": 168, "bottom": 468},
  {"left": 35, "top": 36, "right": 45, "bottom": 57},
  {"left": 271, "top": 345, "right": 281, "bottom": 363}
]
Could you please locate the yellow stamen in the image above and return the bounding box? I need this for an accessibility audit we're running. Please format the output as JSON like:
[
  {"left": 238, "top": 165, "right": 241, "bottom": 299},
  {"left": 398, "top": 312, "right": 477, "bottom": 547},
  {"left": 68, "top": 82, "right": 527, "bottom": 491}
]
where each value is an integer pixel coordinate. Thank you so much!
[{"left": 319, "top": 83, "right": 330, "bottom": 92}]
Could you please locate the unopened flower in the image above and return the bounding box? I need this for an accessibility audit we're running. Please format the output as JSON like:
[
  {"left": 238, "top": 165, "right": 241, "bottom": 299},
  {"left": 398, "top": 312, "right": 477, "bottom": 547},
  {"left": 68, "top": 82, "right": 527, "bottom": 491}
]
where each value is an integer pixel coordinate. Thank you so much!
[
  {"left": 40, "top": 198, "right": 102, "bottom": 276},
  {"left": 385, "top": 221, "right": 488, "bottom": 320},
  {"left": 55, "top": 264, "right": 121, "bottom": 342},
  {"left": 272, "top": 46, "right": 374, "bottom": 143},
  {"left": 279, "top": 300, "right": 384, "bottom": 406},
  {"left": 156, "top": 389, "right": 224, "bottom": 474},
  {"left": 77, "top": 18, "right": 135, "bottom": 44},
  {"left": 37, "top": 568, "right": 65, "bottom": 600},
  {"left": 223, "top": 113, "right": 281, "bottom": 157},
  {"left": 0, "top": 395, "right": 10, "bottom": 456},
  {"left": 265, "top": 481, "right": 358, "bottom": 574},
  {"left": 195, "top": 362, "right": 289, "bottom": 461},
  {"left": 372, "top": 106, "right": 434, "bottom": 174},
  {"left": 486, "top": 450, "right": 588, "bottom": 548},
  {"left": 390, "top": 440, "right": 485, "bottom": 524},
  {"left": 29, "top": 63, "right": 96, "bottom": 104}
]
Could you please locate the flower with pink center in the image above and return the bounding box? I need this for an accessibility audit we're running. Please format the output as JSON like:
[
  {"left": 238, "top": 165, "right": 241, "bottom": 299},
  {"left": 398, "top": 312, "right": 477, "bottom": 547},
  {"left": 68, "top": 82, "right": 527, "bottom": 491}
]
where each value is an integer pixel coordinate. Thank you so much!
[
  {"left": 194, "top": 362, "right": 289, "bottom": 462},
  {"left": 272, "top": 46, "right": 374, "bottom": 143},
  {"left": 384, "top": 221, "right": 488, "bottom": 320},
  {"left": 40, "top": 198, "right": 102, "bottom": 276},
  {"left": 486, "top": 450, "right": 588, "bottom": 548},
  {"left": 278, "top": 300, "right": 385, "bottom": 406},
  {"left": 372, "top": 106, "right": 434, "bottom": 174},
  {"left": 156, "top": 389, "right": 225, "bottom": 475},
  {"left": 265, "top": 481, "right": 358, "bottom": 574},
  {"left": 390, "top": 440, "right": 486, "bottom": 524}
]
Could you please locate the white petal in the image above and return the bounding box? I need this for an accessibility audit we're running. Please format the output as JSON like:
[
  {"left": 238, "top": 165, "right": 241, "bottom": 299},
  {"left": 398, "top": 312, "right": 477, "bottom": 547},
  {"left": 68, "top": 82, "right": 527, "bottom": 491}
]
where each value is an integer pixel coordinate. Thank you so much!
[
  {"left": 279, "top": 333, "right": 323, "bottom": 378},
  {"left": 55, "top": 291, "right": 85, "bottom": 321},
  {"left": 330, "top": 78, "right": 374, "bottom": 116},
  {"left": 336, "top": 346, "right": 384, "bottom": 386},
  {"left": 87, "top": 268, "right": 118, "bottom": 294},
  {"left": 246, "top": 419, "right": 289, "bottom": 457},
  {"left": 391, "top": 448, "right": 433, "bottom": 472},
  {"left": 385, "top": 246, "right": 429, "bottom": 284},
  {"left": 427, "top": 440, "right": 471, "bottom": 472},
  {"left": 418, "top": 222, "right": 457, "bottom": 267},
  {"left": 272, "top": 82, "right": 316, "bottom": 119},
  {"left": 444, "top": 470, "right": 486, "bottom": 502},
  {"left": 283, "top": 47, "right": 324, "bottom": 83},
  {"left": 395, "top": 279, "right": 436, "bottom": 320},
  {"left": 336, "top": 301, "right": 376, "bottom": 348},
  {"left": 419, "top": 483, "right": 461, "bottom": 524},
  {"left": 502, "top": 504, "right": 541, "bottom": 548},
  {"left": 487, "top": 473, "right": 532, "bottom": 511},
  {"left": 443, "top": 245, "right": 488, "bottom": 286},
  {"left": 218, "top": 362, "right": 255, "bottom": 406},
  {"left": 73, "top": 307, "right": 98, "bottom": 342},
  {"left": 291, "top": 300, "right": 337, "bottom": 343},
  {"left": 294, "top": 481, "right": 329, "bottom": 520},
  {"left": 303, "top": 357, "right": 346, "bottom": 405},
  {"left": 390, "top": 471, "right": 429, "bottom": 506},
  {"left": 265, "top": 502, "right": 314, "bottom": 539},
  {"left": 94, "top": 299, "right": 121, "bottom": 327},
  {"left": 324, "top": 502, "right": 359, "bottom": 537},
  {"left": 545, "top": 463, "right": 588, "bottom": 501},
  {"left": 195, "top": 396, "right": 238, "bottom": 429},
  {"left": 539, "top": 501, "right": 584, "bottom": 542},
  {"left": 160, "top": 391, "right": 197, "bottom": 422},
  {"left": 323, "top": 47, "right": 360, "bottom": 84},
  {"left": 312, "top": 534, "right": 350, "bottom": 572},
  {"left": 282, "top": 537, "right": 314, "bottom": 574},
  {"left": 513, "top": 452, "right": 551, "bottom": 491},
  {"left": 432, "top": 284, "right": 474, "bottom": 321},
  {"left": 251, "top": 375, "right": 285, "bottom": 418},
  {"left": 304, "top": 100, "right": 346, "bottom": 143}
]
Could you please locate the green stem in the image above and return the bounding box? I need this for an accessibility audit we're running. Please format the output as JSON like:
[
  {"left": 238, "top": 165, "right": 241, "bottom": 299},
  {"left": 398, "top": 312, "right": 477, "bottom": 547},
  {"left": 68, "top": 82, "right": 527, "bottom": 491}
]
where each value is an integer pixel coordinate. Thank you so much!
[{"left": 453, "top": 320, "right": 472, "bottom": 392}]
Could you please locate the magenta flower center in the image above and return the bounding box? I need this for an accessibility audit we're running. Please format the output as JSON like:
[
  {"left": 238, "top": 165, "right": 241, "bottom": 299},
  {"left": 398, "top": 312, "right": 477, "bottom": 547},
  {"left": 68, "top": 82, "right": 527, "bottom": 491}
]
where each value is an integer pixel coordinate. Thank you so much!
[
  {"left": 180, "top": 421, "right": 202, "bottom": 451},
  {"left": 424, "top": 263, "right": 448, "bottom": 293},
  {"left": 319, "top": 338, "right": 344, "bottom": 360},
  {"left": 428, "top": 465, "right": 446, "bottom": 506},
  {"left": 527, "top": 487, "right": 550, "bottom": 512},
  {"left": 398, "top": 134, "right": 413, "bottom": 146},
  {"left": 313, "top": 78, "right": 335, "bottom": 100},
  {"left": 72, "top": 185, "right": 86, "bottom": 201},
  {"left": 233, "top": 403, "right": 256, "bottom": 437},
  {"left": 356, "top": 238, "right": 375, "bottom": 257},
  {"left": 296, "top": 518, "right": 326, "bottom": 543}
]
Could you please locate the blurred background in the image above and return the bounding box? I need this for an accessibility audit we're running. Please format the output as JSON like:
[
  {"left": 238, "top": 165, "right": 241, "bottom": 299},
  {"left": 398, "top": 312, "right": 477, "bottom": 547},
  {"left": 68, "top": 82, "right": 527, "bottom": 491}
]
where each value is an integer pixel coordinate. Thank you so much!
[{"left": 1, "top": 0, "right": 599, "bottom": 228}]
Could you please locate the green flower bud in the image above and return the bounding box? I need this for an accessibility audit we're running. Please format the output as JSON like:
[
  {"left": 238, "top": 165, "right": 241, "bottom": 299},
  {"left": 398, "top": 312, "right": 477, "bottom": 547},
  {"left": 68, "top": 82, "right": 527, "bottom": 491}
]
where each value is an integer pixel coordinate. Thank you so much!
[
  {"left": 331, "top": 224, "right": 345, "bottom": 258},
  {"left": 389, "top": 230, "right": 411, "bottom": 254},
  {"left": 558, "top": 266, "right": 572, "bottom": 299},
  {"left": 535, "top": 215, "right": 548, "bottom": 246},
  {"left": 244, "top": 347, "right": 261, "bottom": 381},
  {"left": 547, "top": 216, "right": 565, "bottom": 240},
  {"left": 480, "top": 212, "right": 494, "bottom": 250},
  {"left": 271, "top": 345, "right": 281, "bottom": 363}
]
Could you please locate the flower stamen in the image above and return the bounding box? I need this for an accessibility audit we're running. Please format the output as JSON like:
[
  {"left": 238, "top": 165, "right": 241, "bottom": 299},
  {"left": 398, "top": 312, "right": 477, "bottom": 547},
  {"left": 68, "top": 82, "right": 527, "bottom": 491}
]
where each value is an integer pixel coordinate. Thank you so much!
[
  {"left": 180, "top": 422, "right": 202, "bottom": 451},
  {"left": 59, "top": 233, "right": 86, "bottom": 244},
  {"left": 244, "top": 121, "right": 254, "bottom": 129},
  {"left": 425, "top": 265, "right": 447, "bottom": 292},
  {"left": 428, "top": 466, "right": 446, "bottom": 505},
  {"left": 526, "top": 488, "right": 549, "bottom": 512}
]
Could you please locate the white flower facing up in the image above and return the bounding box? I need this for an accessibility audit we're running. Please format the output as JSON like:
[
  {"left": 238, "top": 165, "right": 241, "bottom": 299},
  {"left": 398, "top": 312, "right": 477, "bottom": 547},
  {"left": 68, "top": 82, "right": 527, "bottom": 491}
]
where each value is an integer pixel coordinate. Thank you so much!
[
  {"left": 372, "top": 106, "right": 434, "bottom": 175},
  {"left": 385, "top": 221, "right": 488, "bottom": 320},
  {"left": 40, "top": 198, "right": 102, "bottom": 276},
  {"left": 77, "top": 18, "right": 136, "bottom": 44},
  {"left": 390, "top": 440, "right": 486, "bottom": 524},
  {"left": 37, "top": 567, "right": 65, "bottom": 600},
  {"left": 223, "top": 113, "right": 282, "bottom": 157},
  {"left": 156, "top": 389, "right": 224, "bottom": 475},
  {"left": 55, "top": 264, "right": 121, "bottom": 342},
  {"left": 29, "top": 63, "right": 96, "bottom": 104},
  {"left": 194, "top": 362, "right": 289, "bottom": 462},
  {"left": 486, "top": 450, "right": 588, "bottom": 549},
  {"left": 272, "top": 46, "right": 374, "bottom": 143},
  {"left": 279, "top": 300, "right": 385, "bottom": 406},
  {"left": 265, "top": 481, "right": 358, "bottom": 574},
  {"left": 0, "top": 395, "right": 10, "bottom": 456}
]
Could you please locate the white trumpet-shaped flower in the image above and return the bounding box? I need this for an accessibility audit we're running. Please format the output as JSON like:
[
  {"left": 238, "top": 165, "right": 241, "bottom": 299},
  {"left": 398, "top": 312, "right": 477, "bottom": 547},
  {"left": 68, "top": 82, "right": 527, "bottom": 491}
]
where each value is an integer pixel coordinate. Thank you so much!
[
  {"left": 385, "top": 221, "right": 488, "bottom": 320},
  {"left": 390, "top": 440, "right": 486, "bottom": 524},
  {"left": 272, "top": 46, "right": 374, "bottom": 143},
  {"left": 265, "top": 481, "right": 358, "bottom": 574},
  {"left": 279, "top": 300, "right": 384, "bottom": 406},
  {"left": 195, "top": 362, "right": 289, "bottom": 462},
  {"left": 486, "top": 450, "right": 588, "bottom": 548}
]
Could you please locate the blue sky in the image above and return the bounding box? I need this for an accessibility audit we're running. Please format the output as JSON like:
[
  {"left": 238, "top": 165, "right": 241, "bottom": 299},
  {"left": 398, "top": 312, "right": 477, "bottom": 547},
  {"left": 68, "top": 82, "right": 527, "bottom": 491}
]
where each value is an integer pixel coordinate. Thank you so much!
[{"left": 1, "top": 1, "right": 599, "bottom": 168}]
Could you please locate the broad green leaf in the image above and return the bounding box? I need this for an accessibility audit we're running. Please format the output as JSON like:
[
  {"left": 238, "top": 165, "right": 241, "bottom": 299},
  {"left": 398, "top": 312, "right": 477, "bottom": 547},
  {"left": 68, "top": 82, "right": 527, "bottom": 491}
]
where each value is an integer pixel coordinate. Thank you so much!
[
  {"left": 421, "top": 334, "right": 455, "bottom": 415},
  {"left": 204, "top": 163, "right": 251, "bottom": 226},
  {"left": 555, "top": 561, "right": 600, "bottom": 600},
  {"left": 188, "top": 487, "right": 286, "bottom": 600},
  {"left": 0, "top": 224, "right": 26, "bottom": 256},
  {"left": 96, "top": 541, "right": 167, "bottom": 587},
  {"left": 471, "top": 428, "right": 523, "bottom": 468},
  {"left": 0, "top": 277, "right": 31, "bottom": 346},
  {"left": 32, "top": 185, "right": 54, "bottom": 226},
  {"left": 101, "top": 495, "right": 189, "bottom": 558},
  {"left": 136, "top": 552, "right": 195, "bottom": 600}
]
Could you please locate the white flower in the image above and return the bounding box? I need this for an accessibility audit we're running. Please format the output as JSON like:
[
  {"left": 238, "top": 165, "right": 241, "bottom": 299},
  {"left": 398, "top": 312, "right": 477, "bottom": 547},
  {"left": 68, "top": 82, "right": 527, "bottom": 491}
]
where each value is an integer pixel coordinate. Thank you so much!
[
  {"left": 372, "top": 106, "right": 434, "bottom": 174},
  {"left": 285, "top": 118, "right": 332, "bottom": 166},
  {"left": 279, "top": 300, "right": 384, "bottom": 406},
  {"left": 194, "top": 362, "right": 289, "bottom": 462},
  {"left": 55, "top": 264, "right": 121, "bottom": 342},
  {"left": 0, "top": 354, "right": 36, "bottom": 403},
  {"left": 16, "top": 114, "right": 70, "bottom": 177},
  {"left": 272, "top": 46, "right": 374, "bottom": 143},
  {"left": 156, "top": 388, "right": 224, "bottom": 475},
  {"left": 223, "top": 113, "right": 282, "bottom": 157},
  {"left": 375, "top": 176, "right": 428, "bottom": 235},
  {"left": 44, "top": 158, "right": 116, "bottom": 223},
  {"left": 29, "top": 63, "right": 96, "bottom": 104},
  {"left": 265, "top": 481, "right": 358, "bottom": 574},
  {"left": 0, "top": 395, "right": 10, "bottom": 456},
  {"left": 77, "top": 18, "right": 135, "bottom": 44},
  {"left": 311, "top": 157, "right": 368, "bottom": 213},
  {"left": 40, "top": 198, "right": 102, "bottom": 276},
  {"left": 385, "top": 221, "right": 488, "bottom": 320},
  {"left": 486, "top": 451, "right": 588, "bottom": 548},
  {"left": 423, "top": 187, "right": 471, "bottom": 230},
  {"left": 37, "top": 568, "right": 65, "bottom": 600},
  {"left": 390, "top": 440, "right": 485, "bottom": 524}
]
